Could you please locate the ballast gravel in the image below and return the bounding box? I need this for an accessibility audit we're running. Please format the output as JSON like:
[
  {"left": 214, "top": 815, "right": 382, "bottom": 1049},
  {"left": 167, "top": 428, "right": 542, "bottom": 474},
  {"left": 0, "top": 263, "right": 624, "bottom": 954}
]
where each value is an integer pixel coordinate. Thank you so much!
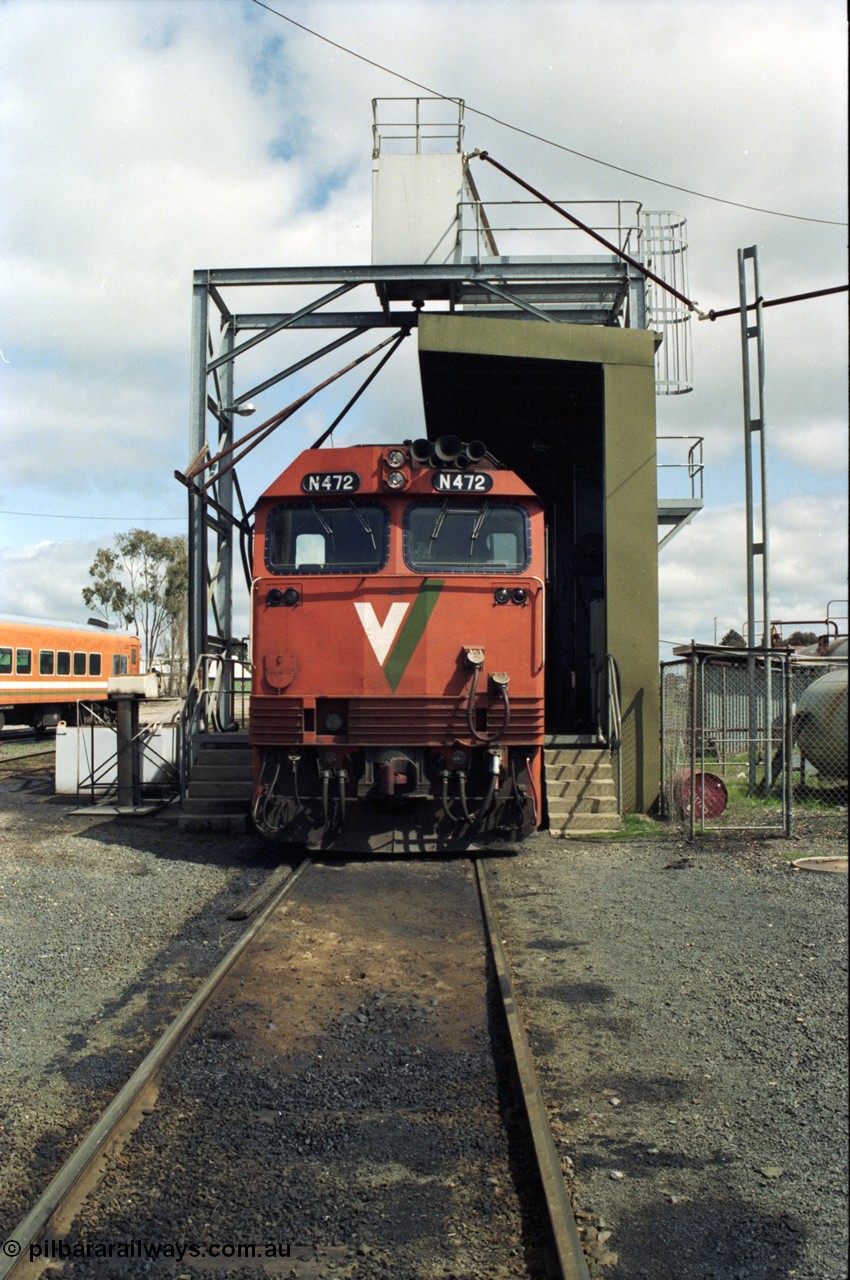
[
  {"left": 0, "top": 756, "right": 847, "bottom": 1280},
  {"left": 0, "top": 765, "right": 285, "bottom": 1236},
  {"left": 491, "top": 817, "right": 848, "bottom": 1280}
]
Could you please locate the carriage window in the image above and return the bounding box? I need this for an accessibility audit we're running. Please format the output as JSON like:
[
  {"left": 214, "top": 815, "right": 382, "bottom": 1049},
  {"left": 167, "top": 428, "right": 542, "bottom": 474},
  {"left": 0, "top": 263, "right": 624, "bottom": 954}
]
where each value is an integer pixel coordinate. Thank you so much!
[
  {"left": 404, "top": 501, "right": 530, "bottom": 573},
  {"left": 112, "top": 654, "right": 128, "bottom": 675},
  {"left": 89, "top": 653, "right": 102, "bottom": 676},
  {"left": 16, "top": 649, "right": 32, "bottom": 675},
  {"left": 266, "top": 501, "right": 389, "bottom": 575},
  {"left": 131, "top": 649, "right": 138, "bottom": 666},
  {"left": 57, "top": 651, "right": 71, "bottom": 676},
  {"left": 39, "top": 650, "right": 55, "bottom": 675},
  {"left": 73, "top": 652, "right": 87, "bottom": 675},
  {"left": 0, "top": 648, "right": 11, "bottom": 675}
]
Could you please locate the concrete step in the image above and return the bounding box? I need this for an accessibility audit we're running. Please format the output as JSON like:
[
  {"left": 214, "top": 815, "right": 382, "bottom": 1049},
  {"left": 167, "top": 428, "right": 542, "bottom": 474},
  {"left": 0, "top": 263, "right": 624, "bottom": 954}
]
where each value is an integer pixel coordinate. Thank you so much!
[
  {"left": 547, "top": 796, "right": 620, "bottom": 819},
  {"left": 547, "top": 823, "right": 621, "bottom": 838},
  {"left": 544, "top": 745, "right": 620, "bottom": 836},
  {"left": 545, "top": 762, "right": 614, "bottom": 783},
  {"left": 544, "top": 747, "right": 610, "bottom": 766},
  {"left": 545, "top": 779, "right": 616, "bottom": 801}
]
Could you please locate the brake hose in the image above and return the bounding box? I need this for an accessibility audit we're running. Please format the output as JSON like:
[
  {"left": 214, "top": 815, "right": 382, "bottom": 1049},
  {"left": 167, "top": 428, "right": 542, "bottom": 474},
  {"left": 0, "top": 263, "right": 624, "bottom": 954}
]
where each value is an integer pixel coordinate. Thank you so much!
[{"left": 466, "top": 665, "right": 511, "bottom": 744}]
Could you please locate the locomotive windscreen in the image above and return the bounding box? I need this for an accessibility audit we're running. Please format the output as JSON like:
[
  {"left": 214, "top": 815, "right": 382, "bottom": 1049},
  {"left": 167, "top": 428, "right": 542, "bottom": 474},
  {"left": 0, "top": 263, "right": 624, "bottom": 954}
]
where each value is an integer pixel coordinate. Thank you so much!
[
  {"left": 403, "top": 501, "right": 529, "bottom": 573},
  {"left": 265, "top": 501, "right": 389, "bottom": 574}
]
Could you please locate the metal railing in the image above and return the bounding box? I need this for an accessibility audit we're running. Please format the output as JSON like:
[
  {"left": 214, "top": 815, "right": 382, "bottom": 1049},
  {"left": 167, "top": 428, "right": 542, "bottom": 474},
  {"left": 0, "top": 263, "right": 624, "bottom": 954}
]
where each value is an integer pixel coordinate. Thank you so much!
[
  {"left": 372, "top": 96, "right": 465, "bottom": 156},
  {"left": 657, "top": 436, "right": 704, "bottom": 501},
  {"left": 596, "top": 652, "right": 623, "bottom": 814},
  {"left": 661, "top": 648, "right": 848, "bottom": 836},
  {"left": 458, "top": 198, "right": 645, "bottom": 261}
]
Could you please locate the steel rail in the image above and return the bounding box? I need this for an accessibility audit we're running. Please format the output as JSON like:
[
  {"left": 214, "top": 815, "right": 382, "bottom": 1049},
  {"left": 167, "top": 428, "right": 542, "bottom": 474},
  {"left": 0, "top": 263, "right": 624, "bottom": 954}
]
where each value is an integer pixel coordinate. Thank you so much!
[
  {"left": 0, "top": 859, "right": 313, "bottom": 1280},
  {"left": 474, "top": 859, "right": 591, "bottom": 1280},
  {"left": 0, "top": 749, "right": 54, "bottom": 768}
]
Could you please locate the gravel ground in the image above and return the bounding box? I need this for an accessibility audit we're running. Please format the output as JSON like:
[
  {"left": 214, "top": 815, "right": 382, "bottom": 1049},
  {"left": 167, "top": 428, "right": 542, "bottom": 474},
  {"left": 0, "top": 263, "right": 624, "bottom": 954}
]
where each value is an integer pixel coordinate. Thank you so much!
[
  {"left": 1, "top": 752, "right": 847, "bottom": 1280},
  {"left": 50, "top": 860, "right": 549, "bottom": 1280},
  {"left": 0, "top": 759, "right": 283, "bottom": 1236},
  {"left": 491, "top": 815, "right": 849, "bottom": 1280}
]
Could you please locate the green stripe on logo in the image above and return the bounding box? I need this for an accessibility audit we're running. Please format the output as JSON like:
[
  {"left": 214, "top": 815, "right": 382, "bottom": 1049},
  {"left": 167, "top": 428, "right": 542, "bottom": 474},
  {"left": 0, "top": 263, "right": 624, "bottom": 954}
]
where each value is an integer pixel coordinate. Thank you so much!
[{"left": 383, "top": 578, "right": 445, "bottom": 692}]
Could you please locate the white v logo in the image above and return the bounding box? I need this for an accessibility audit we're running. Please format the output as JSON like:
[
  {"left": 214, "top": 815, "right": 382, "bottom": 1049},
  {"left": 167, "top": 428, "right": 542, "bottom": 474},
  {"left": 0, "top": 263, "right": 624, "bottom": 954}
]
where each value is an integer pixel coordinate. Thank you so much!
[{"left": 354, "top": 601, "right": 409, "bottom": 666}]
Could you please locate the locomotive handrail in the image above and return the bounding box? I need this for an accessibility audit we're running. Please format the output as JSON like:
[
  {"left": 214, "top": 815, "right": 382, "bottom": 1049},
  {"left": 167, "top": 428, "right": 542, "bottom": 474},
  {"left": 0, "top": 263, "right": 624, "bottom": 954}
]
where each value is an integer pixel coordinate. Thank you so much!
[{"left": 530, "top": 577, "right": 545, "bottom": 673}]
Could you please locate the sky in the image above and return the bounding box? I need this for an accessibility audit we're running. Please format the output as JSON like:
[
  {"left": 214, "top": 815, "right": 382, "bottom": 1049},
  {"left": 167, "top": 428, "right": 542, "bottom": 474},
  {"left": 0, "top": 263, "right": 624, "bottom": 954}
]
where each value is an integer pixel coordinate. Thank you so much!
[{"left": 0, "top": 0, "right": 847, "bottom": 654}]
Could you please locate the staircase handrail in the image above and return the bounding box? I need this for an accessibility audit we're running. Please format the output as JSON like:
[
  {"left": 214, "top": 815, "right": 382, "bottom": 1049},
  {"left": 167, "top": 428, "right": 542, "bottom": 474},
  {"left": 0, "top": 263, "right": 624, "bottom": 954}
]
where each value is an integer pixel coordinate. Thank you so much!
[
  {"left": 178, "top": 647, "right": 253, "bottom": 800},
  {"left": 595, "top": 652, "right": 623, "bottom": 814}
]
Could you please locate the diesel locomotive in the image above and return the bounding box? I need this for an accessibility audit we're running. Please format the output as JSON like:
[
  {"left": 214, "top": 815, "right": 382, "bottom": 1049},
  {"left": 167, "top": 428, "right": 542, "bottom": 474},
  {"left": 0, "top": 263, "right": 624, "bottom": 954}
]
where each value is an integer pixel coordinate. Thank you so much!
[{"left": 249, "top": 436, "right": 545, "bottom": 849}]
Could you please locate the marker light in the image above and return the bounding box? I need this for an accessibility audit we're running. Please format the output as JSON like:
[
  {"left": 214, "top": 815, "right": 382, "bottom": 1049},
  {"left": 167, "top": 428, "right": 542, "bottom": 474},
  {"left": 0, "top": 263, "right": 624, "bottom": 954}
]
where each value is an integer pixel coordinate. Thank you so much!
[
  {"left": 511, "top": 588, "right": 528, "bottom": 605},
  {"left": 494, "top": 588, "right": 510, "bottom": 605}
]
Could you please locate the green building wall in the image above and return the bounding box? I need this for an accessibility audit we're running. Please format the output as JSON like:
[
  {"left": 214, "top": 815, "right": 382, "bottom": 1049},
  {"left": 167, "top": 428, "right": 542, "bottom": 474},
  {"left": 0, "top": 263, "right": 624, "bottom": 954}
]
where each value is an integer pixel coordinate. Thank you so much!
[{"left": 417, "top": 314, "right": 661, "bottom": 813}]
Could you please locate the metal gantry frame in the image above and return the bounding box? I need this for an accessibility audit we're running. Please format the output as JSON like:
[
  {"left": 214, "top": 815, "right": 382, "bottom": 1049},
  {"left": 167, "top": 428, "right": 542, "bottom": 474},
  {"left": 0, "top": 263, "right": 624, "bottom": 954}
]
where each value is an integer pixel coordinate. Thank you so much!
[{"left": 183, "top": 255, "right": 660, "bottom": 678}]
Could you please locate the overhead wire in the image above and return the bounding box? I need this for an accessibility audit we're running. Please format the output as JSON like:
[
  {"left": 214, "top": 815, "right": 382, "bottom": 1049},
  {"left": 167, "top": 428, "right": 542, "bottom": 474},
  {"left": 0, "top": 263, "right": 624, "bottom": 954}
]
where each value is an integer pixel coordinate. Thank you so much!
[
  {"left": 251, "top": 0, "right": 847, "bottom": 229},
  {"left": 0, "top": 510, "right": 183, "bottom": 522}
]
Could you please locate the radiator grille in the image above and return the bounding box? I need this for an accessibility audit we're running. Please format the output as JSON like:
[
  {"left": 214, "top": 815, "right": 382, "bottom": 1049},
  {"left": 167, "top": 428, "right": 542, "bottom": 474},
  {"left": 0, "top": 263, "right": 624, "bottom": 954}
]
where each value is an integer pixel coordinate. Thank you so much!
[
  {"left": 249, "top": 698, "right": 303, "bottom": 746},
  {"left": 250, "top": 696, "right": 543, "bottom": 746}
]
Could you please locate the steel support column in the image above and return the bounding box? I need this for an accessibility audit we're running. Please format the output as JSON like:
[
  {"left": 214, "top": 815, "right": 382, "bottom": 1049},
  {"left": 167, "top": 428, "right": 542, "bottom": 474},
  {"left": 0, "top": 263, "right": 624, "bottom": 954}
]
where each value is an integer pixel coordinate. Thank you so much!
[
  {"left": 188, "top": 273, "right": 210, "bottom": 674},
  {"left": 738, "top": 245, "right": 772, "bottom": 792}
]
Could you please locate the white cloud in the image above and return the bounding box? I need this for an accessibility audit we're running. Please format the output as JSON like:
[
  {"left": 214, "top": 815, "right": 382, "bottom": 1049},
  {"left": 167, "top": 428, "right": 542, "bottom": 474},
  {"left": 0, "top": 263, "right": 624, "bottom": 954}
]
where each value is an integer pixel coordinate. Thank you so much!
[
  {"left": 0, "top": 538, "right": 101, "bottom": 623},
  {"left": 659, "top": 492, "right": 848, "bottom": 648},
  {"left": 0, "top": 0, "right": 845, "bottom": 643}
]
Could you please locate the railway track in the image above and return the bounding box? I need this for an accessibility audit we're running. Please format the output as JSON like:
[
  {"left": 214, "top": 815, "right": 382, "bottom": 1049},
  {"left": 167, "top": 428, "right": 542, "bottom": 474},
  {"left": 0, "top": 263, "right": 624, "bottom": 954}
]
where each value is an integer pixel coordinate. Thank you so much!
[{"left": 1, "top": 857, "right": 589, "bottom": 1280}]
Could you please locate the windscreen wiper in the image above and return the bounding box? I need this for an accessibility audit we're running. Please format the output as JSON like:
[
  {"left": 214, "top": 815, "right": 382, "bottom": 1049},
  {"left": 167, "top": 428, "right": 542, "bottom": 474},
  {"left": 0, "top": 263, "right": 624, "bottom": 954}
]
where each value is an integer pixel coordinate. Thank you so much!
[
  {"left": 429, "top": 497, "right": 451, "bottom": 546},
  {"left": 308, "top": 501, "right": 333, "bottom": 538},
  {"left": 348, "top": 499, "right": 376, "bottom": 550},
  {"left": 469, "top": 502, "right": 491, "bottom": 554}
]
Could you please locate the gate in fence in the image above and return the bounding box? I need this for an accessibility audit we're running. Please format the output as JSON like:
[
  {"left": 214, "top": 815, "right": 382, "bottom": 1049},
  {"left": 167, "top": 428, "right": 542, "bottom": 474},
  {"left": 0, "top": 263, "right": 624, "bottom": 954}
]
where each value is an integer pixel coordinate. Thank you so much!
[{"left": 661, "top": 645, "right": 848, "bottom": 837}]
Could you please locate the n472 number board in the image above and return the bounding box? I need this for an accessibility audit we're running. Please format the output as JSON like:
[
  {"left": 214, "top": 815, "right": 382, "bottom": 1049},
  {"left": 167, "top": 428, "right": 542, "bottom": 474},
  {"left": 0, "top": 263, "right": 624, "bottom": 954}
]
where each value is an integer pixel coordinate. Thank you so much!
[
  {"left": 432, "top": 471, "right": 493, "bottom": 492},
  {"left": 301, "top": 471, "right": 361, "bottom": 493}
]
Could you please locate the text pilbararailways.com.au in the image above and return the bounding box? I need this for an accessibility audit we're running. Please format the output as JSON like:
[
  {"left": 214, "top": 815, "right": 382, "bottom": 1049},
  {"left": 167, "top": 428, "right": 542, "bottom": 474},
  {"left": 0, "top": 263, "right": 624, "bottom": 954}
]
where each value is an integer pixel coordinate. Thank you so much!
[{"left": 5, "top": 1238, "right": 292, "bottom": 1264}]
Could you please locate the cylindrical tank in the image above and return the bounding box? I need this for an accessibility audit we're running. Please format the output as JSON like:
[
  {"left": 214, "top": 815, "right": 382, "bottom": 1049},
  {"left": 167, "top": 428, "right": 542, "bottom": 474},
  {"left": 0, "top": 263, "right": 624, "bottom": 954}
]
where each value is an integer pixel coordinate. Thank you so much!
[{"left": 795, "top": 667, "right": 848, "bottom": 778}]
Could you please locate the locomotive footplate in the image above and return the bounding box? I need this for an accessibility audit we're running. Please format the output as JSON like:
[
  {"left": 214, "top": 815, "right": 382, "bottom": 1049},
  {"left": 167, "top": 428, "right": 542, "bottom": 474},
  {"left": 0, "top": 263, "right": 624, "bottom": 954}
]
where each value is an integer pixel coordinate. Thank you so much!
[{"left": 251, "top": 744, "right": 537, "bottom": 850}]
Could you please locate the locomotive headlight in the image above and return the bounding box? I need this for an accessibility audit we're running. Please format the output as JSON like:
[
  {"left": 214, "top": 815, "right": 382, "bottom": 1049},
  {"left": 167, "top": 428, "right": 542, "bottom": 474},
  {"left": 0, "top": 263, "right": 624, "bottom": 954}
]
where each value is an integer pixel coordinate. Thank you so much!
[
  {"left": 386, "top": 470, "right": 407, "bottom": 490},
  {"left": 386, "top": 449, "right": 406, "bottom": 468}
]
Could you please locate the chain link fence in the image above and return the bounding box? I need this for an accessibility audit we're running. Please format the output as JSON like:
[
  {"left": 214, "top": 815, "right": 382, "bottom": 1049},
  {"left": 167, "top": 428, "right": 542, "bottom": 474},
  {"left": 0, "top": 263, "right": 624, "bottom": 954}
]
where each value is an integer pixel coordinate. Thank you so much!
[{"left": 661, "top": 646, "right": 848, "bottom": 836}]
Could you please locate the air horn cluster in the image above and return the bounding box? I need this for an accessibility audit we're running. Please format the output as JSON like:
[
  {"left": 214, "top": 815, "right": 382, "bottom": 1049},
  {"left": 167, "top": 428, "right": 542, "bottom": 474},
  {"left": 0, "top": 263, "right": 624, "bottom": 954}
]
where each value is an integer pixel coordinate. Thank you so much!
[{"left": 410, "top": 435, "right": 489, "bottom": 469}]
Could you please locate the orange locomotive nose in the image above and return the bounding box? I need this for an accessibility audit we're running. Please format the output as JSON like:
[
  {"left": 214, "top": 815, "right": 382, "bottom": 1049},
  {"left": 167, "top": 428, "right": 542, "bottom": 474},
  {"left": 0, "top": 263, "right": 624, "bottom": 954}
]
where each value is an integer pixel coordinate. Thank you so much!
[{"left": 249, "top": 442, "right": 544, "bottom": 848}]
